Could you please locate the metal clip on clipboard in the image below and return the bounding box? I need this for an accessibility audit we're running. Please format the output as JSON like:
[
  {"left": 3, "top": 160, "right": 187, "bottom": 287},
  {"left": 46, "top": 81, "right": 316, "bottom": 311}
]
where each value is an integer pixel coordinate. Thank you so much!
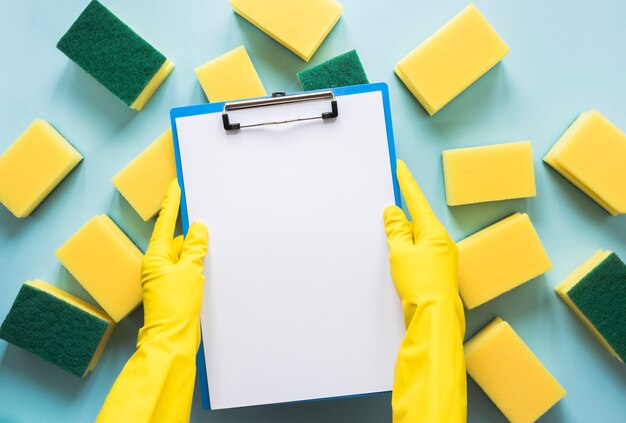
[{"left": 222, "top": 91, "right": 339, "bottom": 131}]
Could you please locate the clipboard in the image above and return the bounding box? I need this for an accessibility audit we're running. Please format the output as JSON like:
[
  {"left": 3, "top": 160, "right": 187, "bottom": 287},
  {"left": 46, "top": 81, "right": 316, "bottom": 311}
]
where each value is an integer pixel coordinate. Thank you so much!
[{"left": 171, "top": 83, "right": 405, "bottom": 410}]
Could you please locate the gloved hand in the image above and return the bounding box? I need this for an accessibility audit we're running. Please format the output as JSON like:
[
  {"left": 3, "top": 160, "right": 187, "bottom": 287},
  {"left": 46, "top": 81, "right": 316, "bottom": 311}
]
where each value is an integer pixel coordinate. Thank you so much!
[
  {"left": 97, "top": 179, "right": 208, "bottom": 423},
  {"left": 384, "top": 160, "right": 466, "bottom": 423}
]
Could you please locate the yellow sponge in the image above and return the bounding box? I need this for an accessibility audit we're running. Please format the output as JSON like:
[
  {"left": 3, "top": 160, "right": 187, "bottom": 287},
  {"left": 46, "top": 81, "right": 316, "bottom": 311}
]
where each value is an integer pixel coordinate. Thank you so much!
[
  {"left": 457, "top": 213, "right": 552, "bottom": 309},
  {"left": 465, "top": 317, "right": 567, "bottom": 423},
  {"left": 194, "top": 46, "right": 267, "bottom": 102},
  {"left": 544, "top": 110, "right": 626, "bottom": 215},
  {"left": 0, "top": 119, "right": 83, "bottom": 217},
  {"left": 112, "top": 129, "right": 176, "bottom": 221},
  {"left": 394, "top": 4, "right": 509, "bottom": 115},
  {"left": 443, "top": 141, "right": 536, "bottom": 206},
  {"left": 230, "top": 0, "right": 343, "bottom": 62},
  {"left": 55, "top": 215, "right": 143, "bottom": 322}
]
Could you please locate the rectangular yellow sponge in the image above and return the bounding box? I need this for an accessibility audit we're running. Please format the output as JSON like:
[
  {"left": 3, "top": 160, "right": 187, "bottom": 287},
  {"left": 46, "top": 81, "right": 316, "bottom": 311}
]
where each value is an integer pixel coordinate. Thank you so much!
[
  {"left": 465, "top": 317, "right": 566, "bottom": 423},
  {"left": 0, "top": 119, "right": 82, "bottom": 217},
  {"left": 112, "top": 129, "right": 176, "bottom": 221},
  {"left": 194, "top": 46, "right": 267, "bottom": 102},
  {"left": 544, "top": 110, "right": 626, "bottom": 215},
  {"left": 443, "top": 141, "right": 536, "bottom": 206},
  {"left": 55, "top": 215, "right": 143, "bottom": 322},
  {"left": 394, "top": 4, "right": 509, "bottom": 115},
  {"left": 230, "top": 0, "right": 343, "bottom": 62},
  {"left": 458, "top": 213, "right": 552, "bottom": 309}
]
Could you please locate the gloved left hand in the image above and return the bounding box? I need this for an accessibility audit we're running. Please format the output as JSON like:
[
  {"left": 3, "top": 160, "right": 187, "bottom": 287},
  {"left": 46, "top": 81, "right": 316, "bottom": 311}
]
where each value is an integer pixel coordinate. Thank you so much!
[{"left": 97, "top": 179, "right": 208, "bottom": 423}]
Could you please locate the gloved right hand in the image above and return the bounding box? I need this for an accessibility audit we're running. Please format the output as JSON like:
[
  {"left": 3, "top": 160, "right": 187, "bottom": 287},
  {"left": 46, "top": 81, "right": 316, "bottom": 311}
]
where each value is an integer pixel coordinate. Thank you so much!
[{"left": 384, "top": 160, "right": 467, "bottom": 423}]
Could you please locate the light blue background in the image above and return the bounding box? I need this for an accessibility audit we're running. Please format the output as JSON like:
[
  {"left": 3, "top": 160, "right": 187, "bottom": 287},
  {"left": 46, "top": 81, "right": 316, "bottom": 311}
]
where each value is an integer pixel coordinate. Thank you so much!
[{"left": 1, "top": 0, "right": 625, "bottom": 421}]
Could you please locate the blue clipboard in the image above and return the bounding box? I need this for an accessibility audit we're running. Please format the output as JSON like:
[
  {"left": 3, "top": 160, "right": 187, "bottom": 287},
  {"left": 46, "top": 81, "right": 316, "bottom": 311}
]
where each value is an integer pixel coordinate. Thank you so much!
[{"left": 170, "top": 82, "right": 400, "bottom": 410}]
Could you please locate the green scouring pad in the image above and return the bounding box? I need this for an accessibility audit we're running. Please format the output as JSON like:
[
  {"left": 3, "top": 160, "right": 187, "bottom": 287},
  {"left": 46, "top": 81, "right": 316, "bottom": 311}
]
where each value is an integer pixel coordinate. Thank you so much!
[
  {"left": 297, "top": 49, "right": 369, "bottom": 91},
  {"left": 555, "top": 250, "right": 626, "bottom": 362},
  {"left": 56, "top": 0, "right": 174, "bottom": 111},
  {"left": 0, "top": 280, "right": 115, "bottom": 377}
]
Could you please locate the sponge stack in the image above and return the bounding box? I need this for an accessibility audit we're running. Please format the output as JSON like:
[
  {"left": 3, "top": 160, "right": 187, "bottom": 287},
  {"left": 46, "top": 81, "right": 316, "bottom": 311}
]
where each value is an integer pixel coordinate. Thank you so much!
[
  {"left": 195, "top": 46, "right": 267, "bottom": 102},
  {"left": 230, "top": 0, "right": 343, "bottom": 62},
  {"left": 442, "top": 141, "right": 536, "bottom": 206},
  {"left": 465, "top": 317, "right": 566, "bottom": 423},
  {"left": 0, "top": 119, "right": 82, "bottom": 218},
  {"left": 395, "top": 4, "right": 509, "bottom": 115},
  {"left": 56, "top": 0, "right": 174, "bottom": 110},
  {"left": 112, "top": 130, "right": 176, "bottom": 221},
  {"left": 0, "top": 280, "right": 115, "bottom": 377},
  {"left": 56, "top": 215, "right": 143, "bottom": 322},
  {"left": 458, "top": 213, "right": 552, "bottom": 309},
  {"left": 555, "top": 250, "right": 626, "bottom": 362},
  {"left": 544, "top": 110, "right": 626, "bottom": 215}
]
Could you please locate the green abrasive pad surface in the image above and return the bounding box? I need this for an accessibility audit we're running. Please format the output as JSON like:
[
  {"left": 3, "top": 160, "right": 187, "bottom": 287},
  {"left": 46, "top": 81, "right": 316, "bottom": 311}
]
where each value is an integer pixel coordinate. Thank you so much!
[
  {"left": 297, "top": 49, "right": 369, "bottom": 91},
  {"left": 568, "top": 252, "right": 626, "bottom": 361},
  {"left": 0, "top": 284, "right": 109, "bottom": 377},
  {"left": 56, "top": 0, "right": 166, "bottom": 106}
]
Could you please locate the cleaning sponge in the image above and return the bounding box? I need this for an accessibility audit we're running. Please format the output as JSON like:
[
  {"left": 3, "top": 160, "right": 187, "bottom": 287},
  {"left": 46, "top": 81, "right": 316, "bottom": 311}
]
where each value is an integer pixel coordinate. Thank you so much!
[
  {"left": 112, "top": 129, "right": 176, "bottom": 221},
  {"left": 544, "top": 110, "right": 626, "bottom": 215},
  {"left": 555, "top": 250, "right": 626, "bottom": 362},
  {"left": 230, "top": 0, "right": 343, "bottom": 62},
  {"left": 55, "top": 215, "right": 143, "bottom": 322},
  {"left": 194, "top": 46, "right": 267, "bottom": 102},
  {"left": 0, "top": 280, "right": 115, "bottom": 377},
  {"left": 56, "top": 0, "right": 174, "bottom": 110},
  {"left": 0, "top": 119, "right": 82, "bottom": 218},
  {"left": 443, "top": 141, "right": 536, "bottom": 206},
  {"left": 457, "top": 213, "right": 552, "bottom": 309},
  {"left": 465, "top": 317, "right": 566, "bottom": 423},
  {"left": 297, "top": 49, "right": 368, "bottom": 91},
  {"left": 394, "top": 4, "right": 509, "bottom": 115}
]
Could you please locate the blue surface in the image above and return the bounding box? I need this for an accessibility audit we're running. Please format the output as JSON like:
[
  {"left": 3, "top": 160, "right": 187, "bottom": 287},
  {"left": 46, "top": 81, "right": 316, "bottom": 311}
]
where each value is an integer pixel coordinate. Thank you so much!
[
  {"left": 1, "top": 0, "right": 625, "bottom": 421},
  {"left": 170, "top": 83, "right": 401, "bottom": 410}
]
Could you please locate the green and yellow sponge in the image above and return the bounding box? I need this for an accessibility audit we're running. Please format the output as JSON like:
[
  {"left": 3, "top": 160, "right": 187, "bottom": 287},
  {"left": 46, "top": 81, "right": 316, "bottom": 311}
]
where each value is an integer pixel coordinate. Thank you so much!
[
  {"left": 56, "top": 0, "right": 174, "bottom": 110},
  {"left": 0, "top": 280, "right": 115, "bottom": 377},
  {"left": 555, "top": 250, "right": 626, "bottom": 362},
  {"left": 297, "top": 50, "right": 368, "bottom": 91}
]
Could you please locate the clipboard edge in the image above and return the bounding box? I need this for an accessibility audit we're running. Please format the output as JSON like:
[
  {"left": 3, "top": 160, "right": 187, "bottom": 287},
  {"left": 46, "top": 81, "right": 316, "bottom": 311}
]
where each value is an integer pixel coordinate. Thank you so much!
[{"left": 170, "top": 103, "right": 213, "bottom": 410}]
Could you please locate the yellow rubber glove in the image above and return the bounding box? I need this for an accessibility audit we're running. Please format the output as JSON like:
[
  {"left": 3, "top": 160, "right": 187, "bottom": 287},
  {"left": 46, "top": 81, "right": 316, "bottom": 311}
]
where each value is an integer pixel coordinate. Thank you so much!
[
  {"left": 384, "top": 160, "right": 467, "bottom": 423},
  {"left": 97, "top": 180, "right": 208, "bottom": 423}
]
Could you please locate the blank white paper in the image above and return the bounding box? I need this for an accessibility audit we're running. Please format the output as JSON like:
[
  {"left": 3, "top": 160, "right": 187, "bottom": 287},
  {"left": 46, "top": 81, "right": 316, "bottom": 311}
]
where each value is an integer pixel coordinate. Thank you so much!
[{"left": 175, "top": 89, "right": 405, "bottom": 410}]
